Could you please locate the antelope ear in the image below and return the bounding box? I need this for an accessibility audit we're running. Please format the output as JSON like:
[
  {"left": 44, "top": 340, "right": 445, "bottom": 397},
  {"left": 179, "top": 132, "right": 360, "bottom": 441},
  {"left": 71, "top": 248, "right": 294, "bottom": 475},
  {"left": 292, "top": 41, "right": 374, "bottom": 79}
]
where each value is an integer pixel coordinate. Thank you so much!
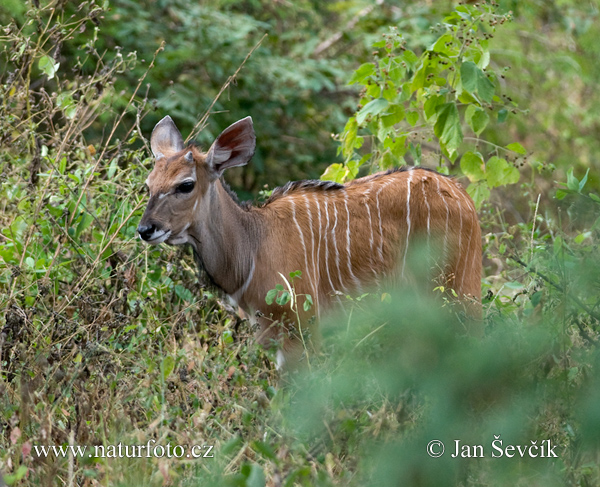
[
  {"left": 151, "top": 116, "right": 184, "bottom": 159},
  {"left": 206, "top": 117, "right": 256, "bottom": 175}
]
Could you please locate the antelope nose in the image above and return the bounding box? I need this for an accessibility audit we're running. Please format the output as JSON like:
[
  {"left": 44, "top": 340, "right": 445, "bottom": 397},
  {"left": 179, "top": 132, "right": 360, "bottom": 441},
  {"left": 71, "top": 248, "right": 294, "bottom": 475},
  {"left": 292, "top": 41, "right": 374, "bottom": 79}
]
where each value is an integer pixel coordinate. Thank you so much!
[{"left": 137, "top": 223, "right": 156, "bottom": 241}]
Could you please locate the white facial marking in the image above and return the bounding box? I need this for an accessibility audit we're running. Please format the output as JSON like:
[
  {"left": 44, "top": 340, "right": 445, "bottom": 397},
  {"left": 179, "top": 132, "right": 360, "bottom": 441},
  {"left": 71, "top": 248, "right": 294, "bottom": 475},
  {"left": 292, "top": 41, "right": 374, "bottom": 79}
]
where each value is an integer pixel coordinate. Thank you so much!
[{"left": 145, "top": 229, "right": 172, "bottom": 244}]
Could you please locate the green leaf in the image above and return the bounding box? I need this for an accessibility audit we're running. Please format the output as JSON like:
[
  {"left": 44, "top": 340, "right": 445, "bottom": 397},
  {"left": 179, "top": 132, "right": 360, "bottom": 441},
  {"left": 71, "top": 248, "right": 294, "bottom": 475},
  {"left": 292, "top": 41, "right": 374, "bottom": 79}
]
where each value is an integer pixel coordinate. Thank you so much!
[
  {"left": 222, "top": 329, "right": 233, "bottom": 344},
  {"left": 383, "top": 135, "right": 407, "bottom": 158},
  {"left": 424, "top": 94, "right": 443, "bottom": 121},
  {"left": 465, "top": 105, "right": 489, "bottom": 135},
  {"left": 356, "top": 98, "right": 389, "bottom": 125},
  {"left": 566, "top": 168, "right": 579, "bottom": 192},
  {"left": 342, "top": 118, "right": 358, "bottom": 159},
  {"left": 348, "top": 63, "right": 376, "bottom": 85},
  {"left": 401, "top": 50, "right": 419, "bottom": 69},
  {"left": 506, "top": 142, "right": 526, "bottom": 155},
  {"left": 466, "top": 182, "right": 491, "bottom": 209},
  {"left": 461, "top": 151, "right": 485, "bottom": 182},
  {"left": 276, "top": 291, "right": 290, "bottom": 306},
  {"left": 175, "top": 284, "right": 194, "bottom": 302},
  {"left": 161, "top": 356, "right": 175, "bottom": 381},
  {"left": 460, "top": 61, "right": 494, "bottom": 103},
  {"left": 4, "top": 465, "right": 28, "bottom": 485},
  {"left": 431, "top": 33, "right": 456, "bottom": 55},
  {"left": 434, "top": 103, "right": 463, "bottom": 159},
  {"left": 265, "top": 288, "right": 277, "bottom": 305},
  {"left": 75, "top": 213, "right": 94, "bottom": 239},
  {"left": 303, "top": 294, "right": 314, "bottom": 312},
  {"left": 579, "top": 168, "right": 590, "bottom": 192},
  {"left": 410, "top": 57, "right": 429, "bottom": 92},
  {"left": 38, "top": 55, "right": 60, "bottom": 79},
  {"left": 589, "top": 193, "right": 600, "bottom": 203},
  {"left": 406, "top": 111, "right": 419, "bottom": 126},
  {"left": 486, "top": 156, "right": 520, "bottom": 188},
  {"left": 246, "top": 464, "right": 266, "bottom": 487},
  {"left": 497, "top": 108, "right": 508, "bottom": 123},
  {"left": 252, "top": 441, "right": 277, "bottom": 461},
  {"left": 381, "top": 104, "right": 405, "bottom": 128},
  {"left": 321, "top": 163, "right": 346, "bottom": 183}
]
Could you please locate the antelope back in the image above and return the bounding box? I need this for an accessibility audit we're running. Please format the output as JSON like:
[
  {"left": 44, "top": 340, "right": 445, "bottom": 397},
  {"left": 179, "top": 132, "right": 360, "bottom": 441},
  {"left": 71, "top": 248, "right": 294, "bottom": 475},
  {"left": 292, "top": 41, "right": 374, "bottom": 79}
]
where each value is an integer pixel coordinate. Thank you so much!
[{"left": 253, "top": 168, "right": 481, "bottom": 318}]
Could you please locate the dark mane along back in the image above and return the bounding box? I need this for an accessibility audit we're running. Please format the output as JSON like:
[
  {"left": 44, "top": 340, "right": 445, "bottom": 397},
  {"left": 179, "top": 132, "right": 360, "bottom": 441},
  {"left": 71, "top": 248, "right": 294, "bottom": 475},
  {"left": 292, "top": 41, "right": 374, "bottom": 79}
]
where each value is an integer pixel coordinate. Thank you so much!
[
  {"left": 228, "top": 166, "right": 450, "bottom": 210},
  {"left": 264, "top": 179, "right": 344, "bottom": 205}
]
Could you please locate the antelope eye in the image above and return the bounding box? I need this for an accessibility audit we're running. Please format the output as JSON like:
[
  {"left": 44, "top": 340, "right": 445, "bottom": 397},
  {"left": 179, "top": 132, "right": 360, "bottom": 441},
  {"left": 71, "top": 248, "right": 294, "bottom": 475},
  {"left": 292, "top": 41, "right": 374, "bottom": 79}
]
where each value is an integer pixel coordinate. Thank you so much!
[{"left": 176, "top": 181, "right": 195, "bottom": 194}]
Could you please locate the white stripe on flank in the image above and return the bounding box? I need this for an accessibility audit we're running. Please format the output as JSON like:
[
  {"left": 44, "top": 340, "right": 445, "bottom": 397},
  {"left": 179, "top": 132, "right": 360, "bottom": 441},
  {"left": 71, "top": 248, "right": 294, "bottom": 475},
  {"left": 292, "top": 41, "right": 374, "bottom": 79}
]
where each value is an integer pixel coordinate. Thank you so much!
[
  {"left": 303, "top": 196, "right": 317, "bottom": 285},
  {"left": 323, "top": 198, "right": 336, "bottom": 294},
  {"left": 343, "top": 191, "right": 361, "bottom": 291},
  {"left": 435, "top": 176, "right": 450, "bottom": 263},
  {"left": 303, "top": 195, "right": 319, "bottom": 316},
  {"left": 364, "top": 183, "right": 378, "bottom": 278},
  {"left": 460, "top": 209, "right": 477, "bottom": 293},
  {"left": 401, "top": 170, "right": 414, "bottom": 277},
  {"left": 422, "top": 177, "right": 431, "bottom": 239},
  {"left": 331, "top": 200, "right": 344, "bottom": 290},
  {"left": 375, "top": 180, "right": 393, "bottom": 268},
  {"left": 290, "top": 198, "right": 310, "bottom": 282},
  {"left": 445, "top": 181, "right": 463, "bottom": 289}
]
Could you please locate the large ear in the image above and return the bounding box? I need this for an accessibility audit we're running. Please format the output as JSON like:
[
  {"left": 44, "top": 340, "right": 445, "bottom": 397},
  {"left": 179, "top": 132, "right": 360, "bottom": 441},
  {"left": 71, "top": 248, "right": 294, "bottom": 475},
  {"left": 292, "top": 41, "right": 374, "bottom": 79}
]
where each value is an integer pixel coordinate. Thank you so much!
[
  {"left": 206, "top": 117, "right": 256, "bottom": 175},
  {"left": 150, "top": 116, "right": 184, "bottom": 159}
]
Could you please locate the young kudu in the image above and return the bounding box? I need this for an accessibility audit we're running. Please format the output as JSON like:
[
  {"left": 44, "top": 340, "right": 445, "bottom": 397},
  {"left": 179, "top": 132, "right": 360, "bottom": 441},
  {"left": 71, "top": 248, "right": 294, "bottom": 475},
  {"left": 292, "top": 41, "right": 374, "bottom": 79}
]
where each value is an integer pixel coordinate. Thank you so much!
[{"left": 138, "top": 116, "right": 482, "bottom": 367}]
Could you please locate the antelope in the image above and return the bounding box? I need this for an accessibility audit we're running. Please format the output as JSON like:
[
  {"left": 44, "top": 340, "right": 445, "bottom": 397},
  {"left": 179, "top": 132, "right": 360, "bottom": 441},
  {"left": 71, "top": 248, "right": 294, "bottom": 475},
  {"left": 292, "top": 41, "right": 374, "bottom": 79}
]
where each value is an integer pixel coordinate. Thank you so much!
[{"left": 138, "top": 116, "right": 482, "bottom": 367}]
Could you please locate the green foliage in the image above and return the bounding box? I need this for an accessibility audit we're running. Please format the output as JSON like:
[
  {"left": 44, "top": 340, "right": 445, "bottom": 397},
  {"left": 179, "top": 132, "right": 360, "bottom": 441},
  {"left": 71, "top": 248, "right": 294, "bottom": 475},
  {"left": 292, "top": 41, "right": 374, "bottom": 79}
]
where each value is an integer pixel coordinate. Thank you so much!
[{"left": 324, "top": 2, "right": 530, "bottom": 209}]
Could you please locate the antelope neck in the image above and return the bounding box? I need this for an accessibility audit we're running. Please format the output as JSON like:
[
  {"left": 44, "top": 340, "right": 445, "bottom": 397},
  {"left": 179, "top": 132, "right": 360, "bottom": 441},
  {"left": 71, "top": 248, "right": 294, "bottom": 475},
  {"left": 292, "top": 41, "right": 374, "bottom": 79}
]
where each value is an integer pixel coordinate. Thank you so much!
[{"left": 187, "top": 180, "right": 261, "bottom": 298}]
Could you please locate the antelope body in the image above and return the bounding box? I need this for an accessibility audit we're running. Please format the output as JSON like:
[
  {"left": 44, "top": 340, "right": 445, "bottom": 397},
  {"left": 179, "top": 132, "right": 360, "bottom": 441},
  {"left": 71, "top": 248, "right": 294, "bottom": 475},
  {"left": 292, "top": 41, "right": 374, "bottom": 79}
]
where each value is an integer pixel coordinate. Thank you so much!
[{"left": 138, "top": 116, "right": 482, "bottom": 366}]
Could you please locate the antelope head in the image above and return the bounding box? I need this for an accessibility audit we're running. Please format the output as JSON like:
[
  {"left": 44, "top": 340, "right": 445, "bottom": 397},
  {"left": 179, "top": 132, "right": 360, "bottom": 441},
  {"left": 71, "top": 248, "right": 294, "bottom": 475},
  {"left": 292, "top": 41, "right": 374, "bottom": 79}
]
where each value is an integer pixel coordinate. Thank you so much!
[{"left": 137, "top": 116, "right": 256, "bottom": 245}]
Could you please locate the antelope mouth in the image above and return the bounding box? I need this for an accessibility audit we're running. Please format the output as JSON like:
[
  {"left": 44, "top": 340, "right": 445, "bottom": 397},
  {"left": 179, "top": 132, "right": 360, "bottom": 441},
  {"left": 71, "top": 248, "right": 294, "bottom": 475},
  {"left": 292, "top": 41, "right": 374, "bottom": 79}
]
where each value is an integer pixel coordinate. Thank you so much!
[{"left": 145, "top": 229, "right": 172, "bottom": 244}]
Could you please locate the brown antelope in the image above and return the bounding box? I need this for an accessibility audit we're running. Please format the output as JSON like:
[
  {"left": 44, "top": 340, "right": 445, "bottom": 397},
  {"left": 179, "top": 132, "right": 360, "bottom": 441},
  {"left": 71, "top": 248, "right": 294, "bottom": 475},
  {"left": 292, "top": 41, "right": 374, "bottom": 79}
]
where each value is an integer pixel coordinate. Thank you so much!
[{"left": 138, "top": 116, "right": 482, "bottom": 367}]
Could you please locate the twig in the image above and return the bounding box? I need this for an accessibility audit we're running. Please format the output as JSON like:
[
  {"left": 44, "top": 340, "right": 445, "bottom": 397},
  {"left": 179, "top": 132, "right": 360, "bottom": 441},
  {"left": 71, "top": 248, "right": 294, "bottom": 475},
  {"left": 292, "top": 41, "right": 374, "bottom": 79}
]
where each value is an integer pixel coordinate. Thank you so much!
[
  {"left": 313, "top": 0, "right": 384, "bottom": 58},
  {"left": 186, "top": 34, "right": 267, "bottom": 143},
  {"left": 509, "top": 254, "right": 600, "bottom": 323},
  {"left": 530, "top": 193, "right": 541, "bottom": 263}
]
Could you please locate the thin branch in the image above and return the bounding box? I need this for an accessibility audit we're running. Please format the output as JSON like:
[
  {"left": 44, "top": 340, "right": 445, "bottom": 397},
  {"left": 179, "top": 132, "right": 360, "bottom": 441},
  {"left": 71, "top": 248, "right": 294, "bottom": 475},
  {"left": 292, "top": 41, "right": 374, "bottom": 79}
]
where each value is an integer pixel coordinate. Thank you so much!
[
  {"left": 313, "top": 0, "right": 384, "bottom": 58},
  {"left": 509, "top": 254, "right": 600, "bottom": 323},
  {"left": 186, "top": 34, "right": 267, "bottom": 143}
]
